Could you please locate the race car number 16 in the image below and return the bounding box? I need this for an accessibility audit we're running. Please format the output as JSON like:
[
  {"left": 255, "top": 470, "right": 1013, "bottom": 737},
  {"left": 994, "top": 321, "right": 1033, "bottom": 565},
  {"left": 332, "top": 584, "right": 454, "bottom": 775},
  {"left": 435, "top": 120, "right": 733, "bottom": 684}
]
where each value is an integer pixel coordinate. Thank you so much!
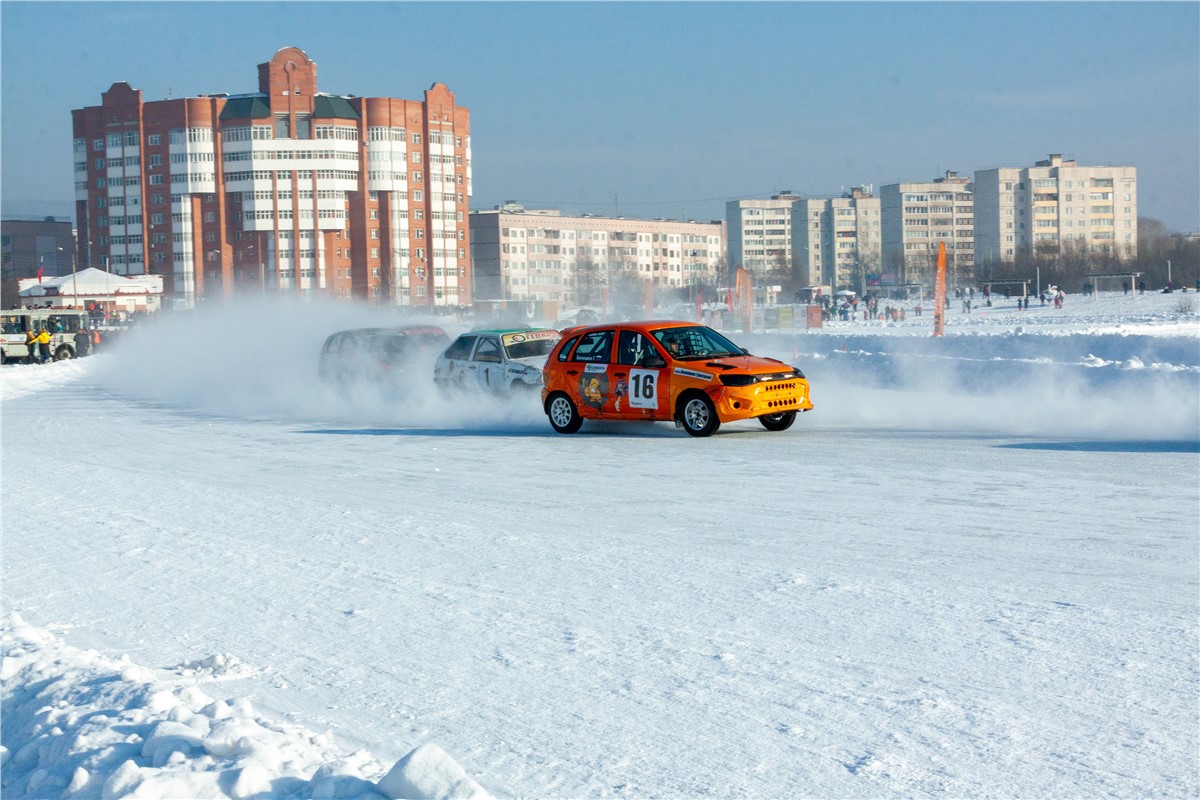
[{"left": 629, "top": 369, "right": 658, "bottom": 409}]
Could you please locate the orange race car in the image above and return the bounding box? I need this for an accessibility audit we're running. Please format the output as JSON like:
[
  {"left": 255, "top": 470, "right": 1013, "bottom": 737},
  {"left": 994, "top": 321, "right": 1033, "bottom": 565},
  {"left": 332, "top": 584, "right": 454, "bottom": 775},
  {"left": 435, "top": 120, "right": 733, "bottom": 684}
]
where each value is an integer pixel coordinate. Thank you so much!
[{"left": 541, "top": 321, "right": 812, "bottom": 437}]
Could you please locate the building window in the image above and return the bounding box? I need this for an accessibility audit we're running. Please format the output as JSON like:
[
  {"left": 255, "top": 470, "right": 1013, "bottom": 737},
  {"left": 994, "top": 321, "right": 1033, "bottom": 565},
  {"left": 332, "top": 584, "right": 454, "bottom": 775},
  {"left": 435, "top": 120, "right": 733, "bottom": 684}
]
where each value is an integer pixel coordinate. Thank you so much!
[{"left": 148, "top": 134, "right": 161, "bottom": 146}]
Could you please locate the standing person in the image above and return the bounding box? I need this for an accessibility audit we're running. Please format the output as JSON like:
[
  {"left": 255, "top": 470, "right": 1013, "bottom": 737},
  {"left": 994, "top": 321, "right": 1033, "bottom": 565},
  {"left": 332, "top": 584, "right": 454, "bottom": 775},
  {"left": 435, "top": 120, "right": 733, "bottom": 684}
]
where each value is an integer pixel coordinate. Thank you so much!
[
  {"left": 91, "top": 327, "right": 102, "bottom": 352},
  {"left": 36, "top": 327, "right": 52, "bottom": 363},
  {"left": 24, "top": 329, "right": 38, "bottom": 363},
  {"left": 74, "top": 326, "right": 92, "bottom": 357}
]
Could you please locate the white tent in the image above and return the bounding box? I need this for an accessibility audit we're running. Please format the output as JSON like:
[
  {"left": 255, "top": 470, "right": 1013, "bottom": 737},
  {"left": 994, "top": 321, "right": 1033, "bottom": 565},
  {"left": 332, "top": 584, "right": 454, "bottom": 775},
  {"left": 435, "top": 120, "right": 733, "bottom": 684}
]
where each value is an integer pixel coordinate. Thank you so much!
[{"left": 18, "top": 268, "right": 163, "bottom": 312}]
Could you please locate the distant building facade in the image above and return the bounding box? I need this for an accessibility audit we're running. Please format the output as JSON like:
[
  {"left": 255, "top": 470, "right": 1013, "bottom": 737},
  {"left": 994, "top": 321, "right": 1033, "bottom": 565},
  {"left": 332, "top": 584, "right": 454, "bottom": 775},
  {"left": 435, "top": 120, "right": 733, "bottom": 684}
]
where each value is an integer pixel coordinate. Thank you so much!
[
  {"left": 725, "top": 193, "right": 803, "bottom": 282},
  {"left": 974, "top": 154, "right": 1137, "bottom": 264},
  {"left": 791, "top": 187, "right": 881, "bottom": 293},
  {"left": 881, "top": 171, "right": 975, "bottom": 291},
  {"left": 71, "top": 47, "right": 472, "bottom": 308},
  {"left": 2, "top": 217, "right": 76, "bottom": 282},
  {"left": 470, "top": 203, "right": 725, "bottom": 306}
]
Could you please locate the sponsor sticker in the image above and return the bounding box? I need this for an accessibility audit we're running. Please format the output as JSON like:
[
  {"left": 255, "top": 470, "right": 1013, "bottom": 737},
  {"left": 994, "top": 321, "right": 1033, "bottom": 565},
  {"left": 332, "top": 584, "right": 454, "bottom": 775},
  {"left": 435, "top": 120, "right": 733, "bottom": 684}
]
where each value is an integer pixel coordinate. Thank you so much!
[
  {"left": 584, "top": 363, "right": 607, "bottom": 373},
  {"left": 673, "top": 367, "right": 713, "bottom": 381},
  {"left": 502, "top": 330, "right": 560, "bottom": 346}
]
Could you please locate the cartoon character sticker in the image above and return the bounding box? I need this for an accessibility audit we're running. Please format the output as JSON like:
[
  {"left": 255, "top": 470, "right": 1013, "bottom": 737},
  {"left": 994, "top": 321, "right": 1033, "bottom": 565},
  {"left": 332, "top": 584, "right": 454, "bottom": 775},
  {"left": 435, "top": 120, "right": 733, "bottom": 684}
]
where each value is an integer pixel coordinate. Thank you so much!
[
  {"left": 579, "top": 373, "right": 609, "bottom": 410},
  {"left": 613, "top": 378, "right": 628, "bottom": 410}
]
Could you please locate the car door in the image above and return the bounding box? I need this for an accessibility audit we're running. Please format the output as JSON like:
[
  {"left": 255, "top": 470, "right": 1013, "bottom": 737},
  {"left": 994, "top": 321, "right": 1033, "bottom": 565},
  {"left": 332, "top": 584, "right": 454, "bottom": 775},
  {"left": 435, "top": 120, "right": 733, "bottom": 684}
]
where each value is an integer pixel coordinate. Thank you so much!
[
  {"left": 470, "top": 336, "right": 505, "bottom": 393},
  {"left": 612, "top": 329, "right": 670, "bottom": 419},
  {"left": 565, "top": 329, "right": 617, "bottom": 417},
  {"left": 439, "top": 334, "right": 476, "bottom": 387}
]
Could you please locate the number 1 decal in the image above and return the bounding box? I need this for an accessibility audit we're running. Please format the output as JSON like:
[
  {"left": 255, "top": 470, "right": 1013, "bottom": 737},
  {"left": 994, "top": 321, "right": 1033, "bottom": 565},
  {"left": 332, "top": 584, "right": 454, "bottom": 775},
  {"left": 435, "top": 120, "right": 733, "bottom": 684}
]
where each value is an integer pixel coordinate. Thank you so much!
[{"left": 629, "top": 369, "right": 659, "bottom": 409}]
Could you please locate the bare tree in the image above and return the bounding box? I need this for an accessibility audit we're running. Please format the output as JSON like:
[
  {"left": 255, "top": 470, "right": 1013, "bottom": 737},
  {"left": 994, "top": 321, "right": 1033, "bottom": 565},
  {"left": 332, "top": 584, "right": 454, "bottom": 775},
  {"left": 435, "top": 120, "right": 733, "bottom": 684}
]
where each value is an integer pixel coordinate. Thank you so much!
[{"left": 572, "top": 255, "right": 601, "bottom": 308}]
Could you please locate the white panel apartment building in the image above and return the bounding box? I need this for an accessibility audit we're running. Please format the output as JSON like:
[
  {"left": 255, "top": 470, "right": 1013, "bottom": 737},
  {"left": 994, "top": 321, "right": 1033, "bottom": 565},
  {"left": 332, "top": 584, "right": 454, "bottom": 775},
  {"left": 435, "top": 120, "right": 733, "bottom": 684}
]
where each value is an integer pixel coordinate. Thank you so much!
[
  {"left": 470, "top": 203, "right": 725, "bottom": 304},
  {"left": 881, "top": 171, "right": 975, "bottom": 290},
  {"left": 791, "top": 187, "right": 881, "bottom": 293},
  {"left": 725, "top": 193, "right": 802, "bottom": 278},
  {"left": 974, "top": 154, "right": 1137, "bottom": 264}
]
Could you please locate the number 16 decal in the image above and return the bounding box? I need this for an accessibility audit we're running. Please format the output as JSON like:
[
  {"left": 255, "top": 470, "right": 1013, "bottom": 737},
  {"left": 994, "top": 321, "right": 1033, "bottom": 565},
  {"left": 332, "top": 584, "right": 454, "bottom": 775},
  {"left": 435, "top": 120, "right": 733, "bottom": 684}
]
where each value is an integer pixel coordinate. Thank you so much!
[{"left": 629, "top": 369, "right": 659, "bottom": 409}]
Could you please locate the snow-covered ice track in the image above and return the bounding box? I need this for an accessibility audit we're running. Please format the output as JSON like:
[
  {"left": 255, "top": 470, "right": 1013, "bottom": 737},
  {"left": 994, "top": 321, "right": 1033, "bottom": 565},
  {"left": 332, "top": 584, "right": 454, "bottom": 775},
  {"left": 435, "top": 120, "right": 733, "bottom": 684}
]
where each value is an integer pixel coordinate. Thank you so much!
[{"left": 3, "top": 293, "right": 1197, "bottom": 798}]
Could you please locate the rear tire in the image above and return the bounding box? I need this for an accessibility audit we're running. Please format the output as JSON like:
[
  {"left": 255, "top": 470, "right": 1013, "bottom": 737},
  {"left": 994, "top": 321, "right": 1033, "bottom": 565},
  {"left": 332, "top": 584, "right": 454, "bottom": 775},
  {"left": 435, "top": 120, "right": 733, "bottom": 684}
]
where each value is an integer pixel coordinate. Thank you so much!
[
  {"left": 758, "top": 411, "right": 796, "bottom": 431},
  {"left": 678, "top": 393, "right": 720, "bottom": 437},
  {"left": 546, "top": 392, "right": 583, "bottom": 433},
  {"left": 54, "top": 345, "right": 74, "bottom": 361}
]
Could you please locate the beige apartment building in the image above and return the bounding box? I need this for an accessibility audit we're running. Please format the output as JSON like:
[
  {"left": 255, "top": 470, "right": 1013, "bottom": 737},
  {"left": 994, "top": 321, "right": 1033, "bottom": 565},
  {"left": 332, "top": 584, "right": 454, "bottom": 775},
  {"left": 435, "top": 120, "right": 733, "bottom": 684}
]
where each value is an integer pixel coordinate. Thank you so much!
[
  {"left": 881, "top": 171, "right": 975, "bottom": 292},
  {"left": 974, "top": 154, "right": 1137, "bottom": 264},
  {"left": 469, "top": 203, "right": 725, "bottom": 306},
  {"left": 725, "top": 193, "right": 802, "bottom": 280},
  {"left": 791, "top": 187, "right": 881, "bottom": 293}
]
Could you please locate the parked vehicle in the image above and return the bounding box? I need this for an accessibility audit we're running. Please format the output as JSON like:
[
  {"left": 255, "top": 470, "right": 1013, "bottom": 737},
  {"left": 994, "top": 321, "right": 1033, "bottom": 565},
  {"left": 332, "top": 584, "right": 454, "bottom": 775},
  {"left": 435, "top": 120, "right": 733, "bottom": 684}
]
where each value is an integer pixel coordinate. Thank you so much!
[
  {"left": 541, "top": 320, "right": 812, "bottom": 437},
  {"left": 433, "top": 328, "right": 562, "bottom": 397},
  {"left": 1, "top": 310, "right": 90, "bottom": 362},
  {"left": 318, "top": 326, "right": 450, "bottom": 386}
]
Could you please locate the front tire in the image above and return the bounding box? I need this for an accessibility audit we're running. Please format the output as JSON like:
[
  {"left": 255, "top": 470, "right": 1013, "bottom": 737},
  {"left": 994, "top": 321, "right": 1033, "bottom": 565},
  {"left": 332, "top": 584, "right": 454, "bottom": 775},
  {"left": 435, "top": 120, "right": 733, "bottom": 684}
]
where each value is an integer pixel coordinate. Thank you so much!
[
  {"left": 758, "top": 411, "right": 796, "bottom": 431},
  {"left": 546, "top": 392, "right": 583, "bottom": 433},
  {"left": 678, "top": 393, "right": 720, "bottom": 437},
  {"left": 54, "top": 345, "right": 75, "bottom": 361}
]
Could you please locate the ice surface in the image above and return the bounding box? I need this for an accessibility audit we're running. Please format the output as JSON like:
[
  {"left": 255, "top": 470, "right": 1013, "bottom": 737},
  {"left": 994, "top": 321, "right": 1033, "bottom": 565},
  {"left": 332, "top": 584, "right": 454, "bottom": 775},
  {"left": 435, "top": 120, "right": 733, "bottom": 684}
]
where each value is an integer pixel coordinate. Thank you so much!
[{"left": 2, "top": 290, "right": 1197, "bottom": 798}]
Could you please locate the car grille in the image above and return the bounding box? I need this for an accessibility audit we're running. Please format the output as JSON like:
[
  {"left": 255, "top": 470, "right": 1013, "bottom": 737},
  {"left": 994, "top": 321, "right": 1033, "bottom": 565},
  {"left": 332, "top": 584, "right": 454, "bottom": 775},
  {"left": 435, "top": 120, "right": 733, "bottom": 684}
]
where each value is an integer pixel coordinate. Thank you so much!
[{"left": 763, "top": 380, "right": 801, "bottom": 409}]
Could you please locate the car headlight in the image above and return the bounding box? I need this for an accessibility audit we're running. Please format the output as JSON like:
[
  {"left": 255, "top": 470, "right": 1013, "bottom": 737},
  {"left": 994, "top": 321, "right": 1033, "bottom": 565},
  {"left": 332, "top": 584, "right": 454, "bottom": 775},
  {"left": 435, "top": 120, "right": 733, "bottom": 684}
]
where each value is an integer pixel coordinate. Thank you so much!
[
  {"left": 792, "top": 368, "right": 806, "bottom": 379},
  {"left": 719, "top": 374, "right": 757, "bottom": 387}
]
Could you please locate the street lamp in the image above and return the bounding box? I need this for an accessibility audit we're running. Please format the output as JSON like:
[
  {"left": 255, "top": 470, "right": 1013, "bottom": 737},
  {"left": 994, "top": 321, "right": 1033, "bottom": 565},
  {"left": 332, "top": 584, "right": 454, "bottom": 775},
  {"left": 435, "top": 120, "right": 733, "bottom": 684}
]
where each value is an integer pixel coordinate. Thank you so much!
[{"left": 57, "top": 246, "right": 79, "bottom": 307}]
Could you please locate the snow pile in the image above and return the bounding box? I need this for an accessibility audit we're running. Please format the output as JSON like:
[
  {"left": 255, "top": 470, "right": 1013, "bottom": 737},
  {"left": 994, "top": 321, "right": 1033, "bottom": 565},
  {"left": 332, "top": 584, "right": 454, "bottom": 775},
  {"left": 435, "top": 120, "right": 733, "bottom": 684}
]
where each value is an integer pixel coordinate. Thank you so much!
[
  {"left": 0, "top": 358, "right": 94, "bottom": 402},
  {"left": 0, "top": 613, "right": 492, "bottom": 800}
]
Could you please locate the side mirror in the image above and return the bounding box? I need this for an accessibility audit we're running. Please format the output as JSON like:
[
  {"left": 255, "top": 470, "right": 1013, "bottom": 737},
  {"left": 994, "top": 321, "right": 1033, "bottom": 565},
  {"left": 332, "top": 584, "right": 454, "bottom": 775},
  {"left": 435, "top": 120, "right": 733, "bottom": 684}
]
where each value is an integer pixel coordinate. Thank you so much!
[{"left": 741, "top": 347, "right": 749, "bottom": 355}]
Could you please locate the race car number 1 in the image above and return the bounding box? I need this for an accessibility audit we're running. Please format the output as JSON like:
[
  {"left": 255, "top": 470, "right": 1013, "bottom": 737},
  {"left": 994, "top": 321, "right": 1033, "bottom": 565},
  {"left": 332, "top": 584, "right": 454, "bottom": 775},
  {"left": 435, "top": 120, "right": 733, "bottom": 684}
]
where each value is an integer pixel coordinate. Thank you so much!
[{"left": 629, "top": 369, "right": 658, "bottom": 409}]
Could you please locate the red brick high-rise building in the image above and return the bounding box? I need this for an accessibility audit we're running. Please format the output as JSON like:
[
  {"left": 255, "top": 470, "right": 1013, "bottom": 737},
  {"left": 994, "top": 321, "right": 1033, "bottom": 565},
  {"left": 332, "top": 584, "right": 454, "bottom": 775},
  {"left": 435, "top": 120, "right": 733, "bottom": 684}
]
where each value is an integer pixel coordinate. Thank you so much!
[{"left": 72, "top": 47, "right": 472, "bottom": 308}]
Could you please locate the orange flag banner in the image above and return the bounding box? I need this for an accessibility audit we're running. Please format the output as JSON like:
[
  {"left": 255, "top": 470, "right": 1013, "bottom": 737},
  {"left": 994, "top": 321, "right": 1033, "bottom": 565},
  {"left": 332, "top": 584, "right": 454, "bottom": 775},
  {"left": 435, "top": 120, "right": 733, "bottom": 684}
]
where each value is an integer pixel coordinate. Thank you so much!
[{"left": 933, "top": 242, "right": 947, "bottom": 337}]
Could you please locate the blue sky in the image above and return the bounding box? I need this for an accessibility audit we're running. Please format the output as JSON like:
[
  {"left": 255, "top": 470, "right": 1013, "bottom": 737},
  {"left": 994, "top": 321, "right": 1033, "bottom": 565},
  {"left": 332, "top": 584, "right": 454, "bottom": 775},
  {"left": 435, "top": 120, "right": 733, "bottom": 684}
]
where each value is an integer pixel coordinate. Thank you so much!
[{"left": 3, "top": 2, "right": 1197, "bottom": 231}]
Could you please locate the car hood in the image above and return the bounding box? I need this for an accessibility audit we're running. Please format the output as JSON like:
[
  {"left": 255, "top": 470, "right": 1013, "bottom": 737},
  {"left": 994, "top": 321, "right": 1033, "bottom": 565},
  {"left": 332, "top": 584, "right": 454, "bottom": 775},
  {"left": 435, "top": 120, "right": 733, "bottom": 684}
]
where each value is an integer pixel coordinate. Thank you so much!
[
  {"left": 695, "top": 355, "right": 797, "bottom": 376},
  {"left": 509, "top": 354, "right": 550, "bottom": 371}
]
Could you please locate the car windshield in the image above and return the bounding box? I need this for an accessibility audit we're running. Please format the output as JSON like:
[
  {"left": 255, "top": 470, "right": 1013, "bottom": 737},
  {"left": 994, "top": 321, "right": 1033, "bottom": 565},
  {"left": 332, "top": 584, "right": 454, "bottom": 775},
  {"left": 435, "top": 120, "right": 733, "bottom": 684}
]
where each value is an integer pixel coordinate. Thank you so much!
[
  {"left": 653, "top": 326, "right": 744, "bottom": 360},
  {"left": 408, "top": 332, "right": 448, "bottom": 350},
  {"left": 502, "top": 330, "right": 561, "bottom": 360},
  {"left": 368, "top": 334, "right": 412, "bottom": 363}
]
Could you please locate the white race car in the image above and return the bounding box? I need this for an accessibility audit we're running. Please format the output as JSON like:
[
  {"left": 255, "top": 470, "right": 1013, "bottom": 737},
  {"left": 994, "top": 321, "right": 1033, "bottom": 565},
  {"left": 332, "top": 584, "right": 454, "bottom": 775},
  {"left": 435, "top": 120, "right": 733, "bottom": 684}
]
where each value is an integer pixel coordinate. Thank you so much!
[{"left": 433, "top": 327, "right": 561, "bottom": 396}]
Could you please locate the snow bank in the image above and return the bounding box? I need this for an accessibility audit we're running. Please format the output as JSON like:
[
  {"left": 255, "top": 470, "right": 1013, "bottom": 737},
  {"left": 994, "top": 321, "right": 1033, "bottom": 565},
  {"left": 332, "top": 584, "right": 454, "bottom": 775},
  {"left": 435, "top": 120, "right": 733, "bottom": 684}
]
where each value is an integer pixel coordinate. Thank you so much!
[
  {"left": 0, "top": 613, "right": 491, "bottom": 800},
  {"left": 1, "top": 357, "right": 94, "bottom": 402}
]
